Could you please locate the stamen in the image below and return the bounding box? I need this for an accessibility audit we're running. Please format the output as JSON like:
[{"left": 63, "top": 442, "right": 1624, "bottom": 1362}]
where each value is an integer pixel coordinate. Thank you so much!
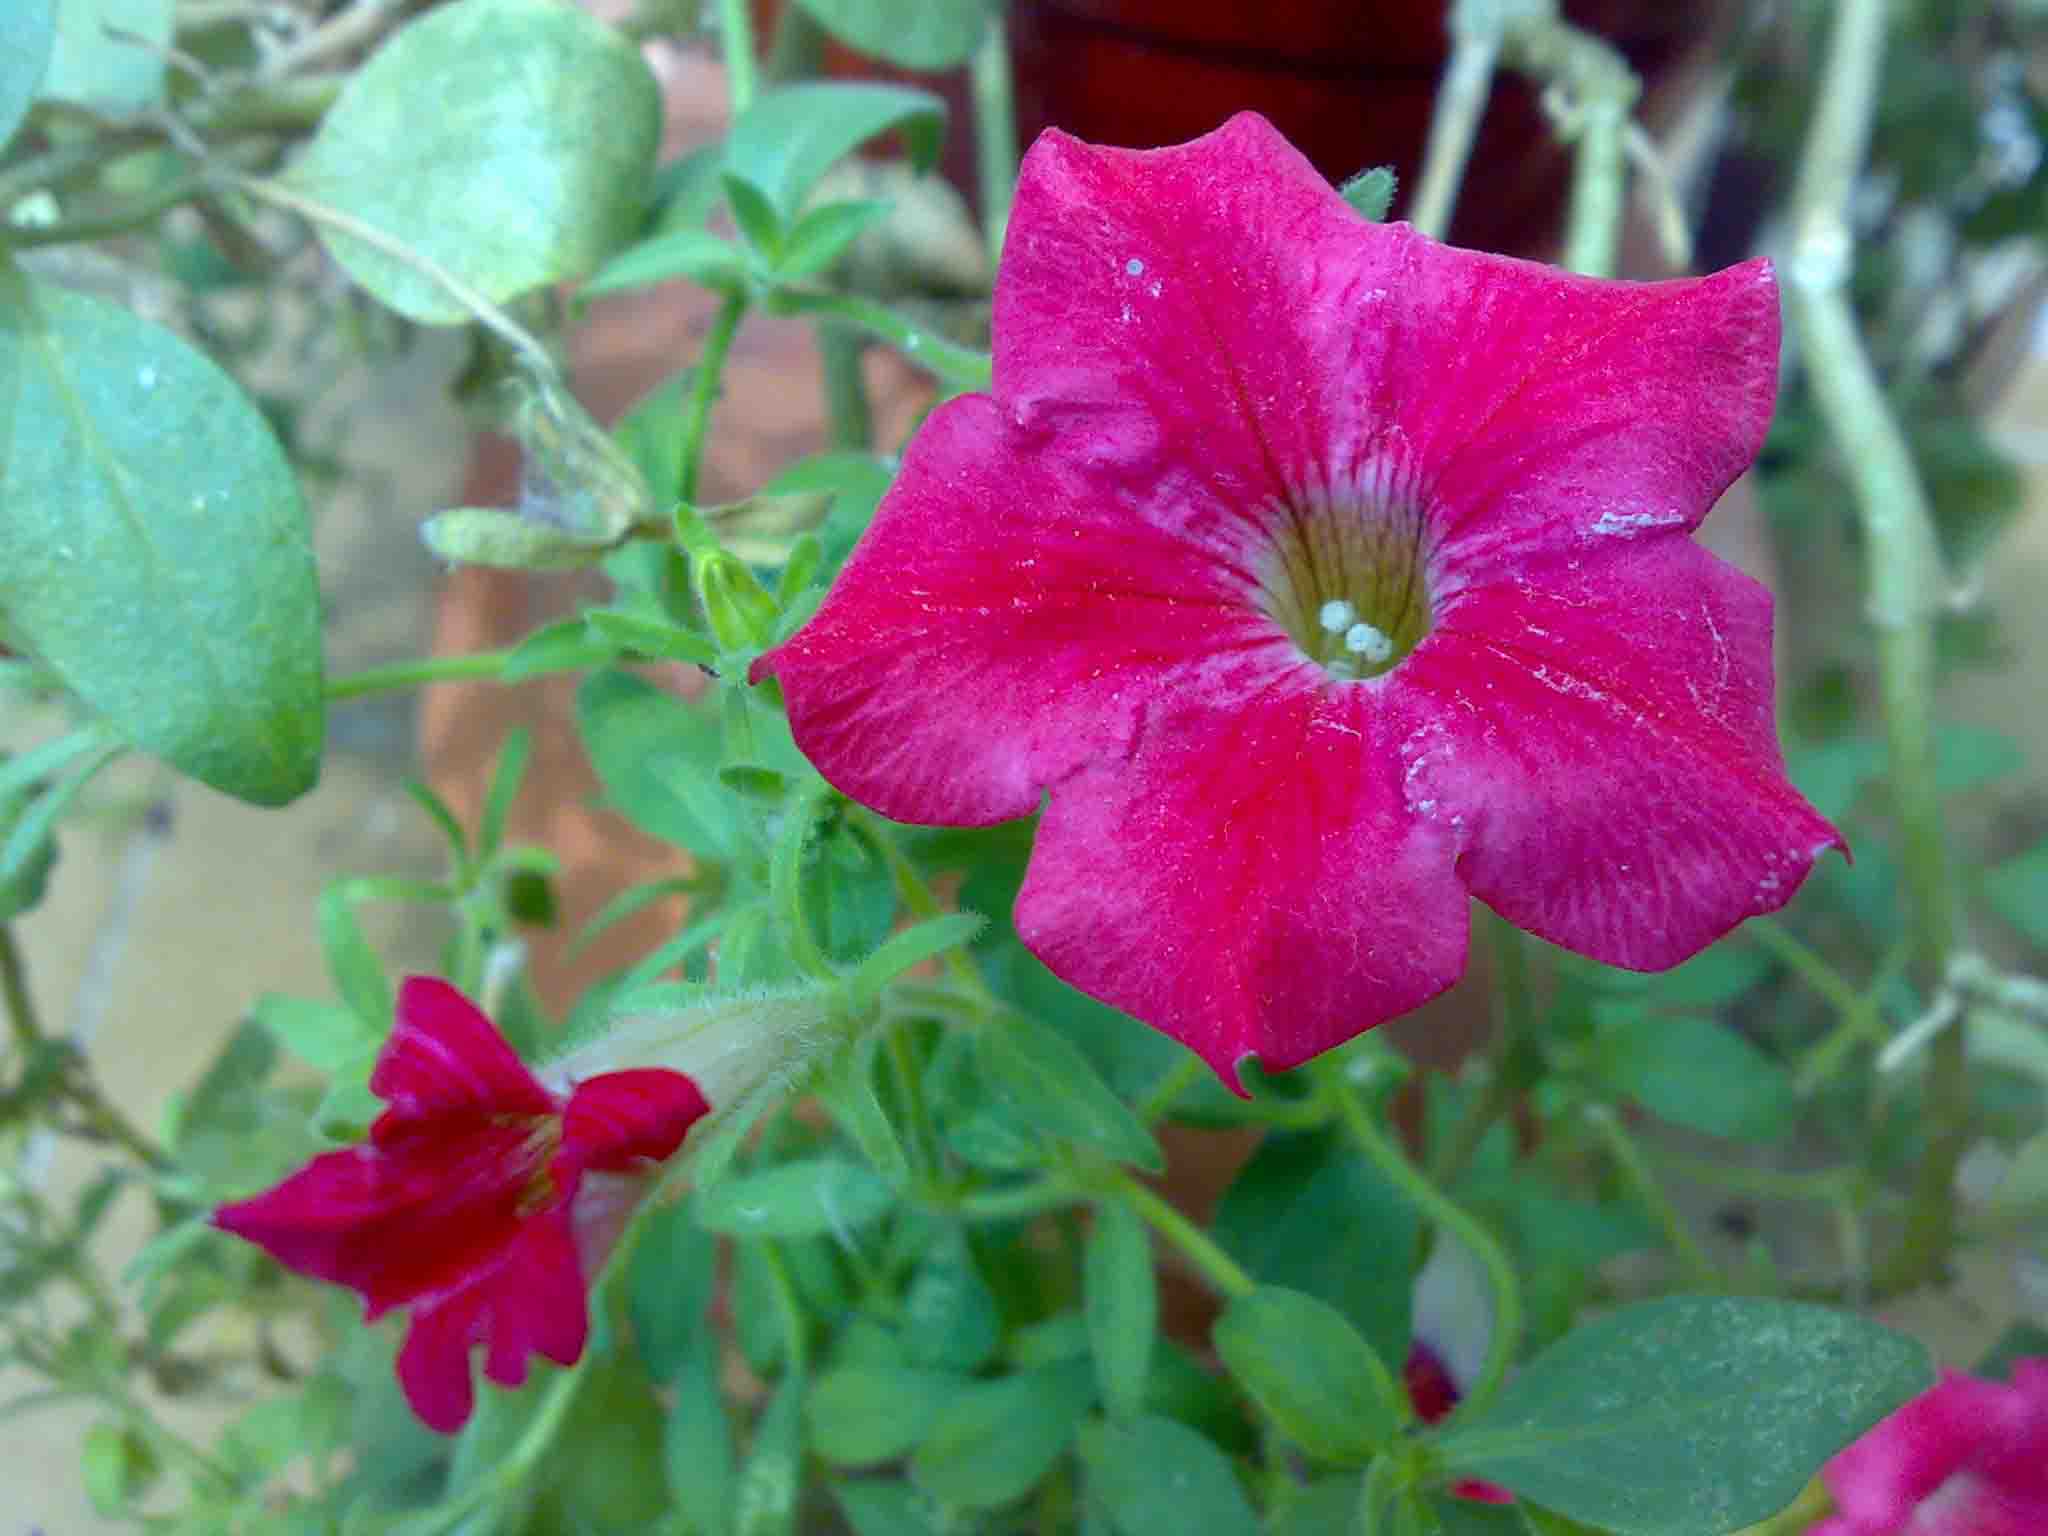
[
  {"left": 1319, "top": 599, "right": 1359, "bottom": 634},
  {"left": 1344, "top": 622, "right": 1393, "bottom": 664}
]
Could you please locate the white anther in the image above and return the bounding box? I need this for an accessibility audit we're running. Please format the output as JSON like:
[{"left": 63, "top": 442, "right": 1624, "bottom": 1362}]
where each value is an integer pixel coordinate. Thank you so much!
[
  {"left": 1343, "top": 622, "right": 1394, "bottom": 664},
  {"left": 1318, "top": 599, "right": 1358, "bottom": 633}
]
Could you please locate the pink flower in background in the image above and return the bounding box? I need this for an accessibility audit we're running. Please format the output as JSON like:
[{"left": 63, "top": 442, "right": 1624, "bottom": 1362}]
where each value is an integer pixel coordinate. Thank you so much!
[
  {"left": 1404, "top": 1232, "right": 1512, "bottom": 1505},
  {"left": 215, "top": 977, "right": 707, "bottom": 1432},
  {"left": 1808, "top": 1361, "right": 2048, "bottom": 1535},
  {"left": 755, "top": 111, "right": 1840, "bottom": 1089}
]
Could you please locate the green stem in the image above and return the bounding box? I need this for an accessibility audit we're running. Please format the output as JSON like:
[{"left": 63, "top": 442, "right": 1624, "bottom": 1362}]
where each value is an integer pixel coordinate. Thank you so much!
[
  {"left": 678, "top": 291, "right": 747, "bottom": 504},
  {"left": 1746, "top": 916, "right": 1867, "bottom": 1022},
  {"left": 818, "top": 323, "right": 874, "bottom": 451},
  {"left": 1, "top": 923, "right": 41, "bottom": 1054},
  {"left": 1, "top": 926, "right": 169, "bottom": 1170},
  {"left": 327, "top": 648, "right": 516, "bottom": 701},
  {"left": 959, "top": 1178, "right": 1078, "bottom": 1224},
  {"left": 1408, "top": 1, "right": 1502, "bottom": 240},
  {"left": 885, "top": 1023, "right": 939, "bottom": 1179},
  {"left": 1326, "top": 1066, "right": 1520, "bottom": 1417},
  {"left": 1430, "top": 909, "right": 1535, "bottom": 1185},
  {"left": 1583, "top": 1105, "right": 1719, "bottom": 1289},
  {"left": 1562, "top": 97, "right": 1628, "bottom": 278},
  {"left": 717, "top": 0, "right": 758, "bottom": 116},
  {"left": 1135, "top": 1054, "right": 1208, "bottom": 1126},
  {"left": 235, "top": 177, "right": 557, "bottom": 375},
  {"left": 1109, "top": 1168, "right": 1254, "bottom": 1299},
  {"left": 855, "top": 809, "right": 996, "bottom": 1006},
  {"left": 1499, "top": 15, "right": 1639, "bottom": 278},
  {"left": 753, "top": 1238, "right": 812, "bottom": 1374},
  {"left": 4, "top": 167, "right": 214, "bottom": 249},
  {"left": 969, "top": 12, "right": 1020, "bottom": 263},
  {"left": 1782, "top": 0, "right": 1961, "bottom": 1297},
  {"left": 769, "top": 783, "right": 837, "bottom": 983}
]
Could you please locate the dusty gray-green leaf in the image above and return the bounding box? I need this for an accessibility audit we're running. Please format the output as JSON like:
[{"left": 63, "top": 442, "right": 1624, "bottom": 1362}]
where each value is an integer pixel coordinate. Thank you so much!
[
  {"left": 2, "top": 0, "right": 55, "bottom": 146},
  {"left": 41, "top": 0, "right": 167, "bottom": 112},
  {"left": 0, "top": 267, "right": 321, "bottom": 804},
  {"left": 792, "top": 0, "right": 986, "bottom": 71},
  {"left": 1439, "top": 1297, "right": 1932, "bottom": 1536},
  {"left": 284, "top": 0, "right": 660, "bottom": 322}
]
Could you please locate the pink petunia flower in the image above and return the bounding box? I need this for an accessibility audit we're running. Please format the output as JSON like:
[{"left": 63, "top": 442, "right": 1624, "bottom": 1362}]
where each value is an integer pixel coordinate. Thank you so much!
[
  {"left": 214, "top": 976, "right": 708, "bottom": 1432},
  {"left": 1807, "top": 1360, "right": 2048, "bottom": 1535},
  {"left": 754, "top": 111, "right": 1841, "bottom": 1088}
]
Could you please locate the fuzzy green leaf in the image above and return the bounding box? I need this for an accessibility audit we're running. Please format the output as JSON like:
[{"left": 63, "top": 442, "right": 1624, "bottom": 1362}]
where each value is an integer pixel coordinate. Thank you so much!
[{"left": 0, "top": 268, "right": 322, "bottom": 804}]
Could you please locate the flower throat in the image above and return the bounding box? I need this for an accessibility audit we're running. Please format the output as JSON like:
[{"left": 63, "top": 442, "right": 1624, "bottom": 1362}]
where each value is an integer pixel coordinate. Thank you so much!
[{"left": 1259, "top": 496, "right": 1433, "bottom": 681}]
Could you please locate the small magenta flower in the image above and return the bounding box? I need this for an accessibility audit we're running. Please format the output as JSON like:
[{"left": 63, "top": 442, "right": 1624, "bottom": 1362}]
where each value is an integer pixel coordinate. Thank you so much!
[
  {"left": 214, "top": 976, "right": 707, "bottom": 1432},
  {"left": 754, "top": 111, "right": 1841, "bottom": 1087},
  {"left": 1808, "top": 1361, "right": 2048, "bottom": 1535}
]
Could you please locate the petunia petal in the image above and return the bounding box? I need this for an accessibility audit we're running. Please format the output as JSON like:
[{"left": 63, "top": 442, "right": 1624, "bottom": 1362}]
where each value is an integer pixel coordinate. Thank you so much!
[
  {"left": 994, "top": 112, "right": 1396, "bottom": 514},
  {"left": 396, "top": 1283, "right": 483, "bottom": 1434},
  {"left": 1390, "top": 256, "right": 1780, "bottom": 578},
  {"left": 1014, "top": 681, "right": 1468, "bottom": 1088},
  {"left": 755, "top": 392, "right": 1296, "bottom": 826},
  {"left": 213, "top": 1121, "right": 539, "bottom": 1318},
  {"left": 392, "top": 1210, "right": 589, "bottom": 1433},
  {"left": 371, "top": 975, "right": 554, "bottom": 1128},
  {"left": 557, "top": 1067, "right": 709, "bottom": 1178},
  {"left": 1395, "top": 537, "right": 1840, "bottom": 969},
  {"left": 478, "top": 1210, "right": 589, "bottom": 1387}
]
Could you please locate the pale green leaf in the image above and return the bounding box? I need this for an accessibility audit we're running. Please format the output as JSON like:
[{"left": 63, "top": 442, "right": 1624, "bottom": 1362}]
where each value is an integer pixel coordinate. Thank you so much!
[
  {"left": 283, "top": 0, "right": 661, "bottom": 322},
  {"left": 0, "top": 266, "right": 321, "bottom": 804}
]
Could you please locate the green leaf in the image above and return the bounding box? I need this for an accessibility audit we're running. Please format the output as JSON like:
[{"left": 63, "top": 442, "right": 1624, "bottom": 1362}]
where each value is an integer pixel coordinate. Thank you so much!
[
  {"left": 1084, "top": 1198, "right": 1156, "bottom": 1421},
  {"left": 666, "top": 1352, "right": 736, "bottom": 1536},
  {"left": 1975, "top": 1319, "right": 2048, "bottom": 1380},
  {"left": 809, "top": 1367, "right": 969, "bottom": 1466},
  {"left": 1, "top": 0, "right": 54, "bottom": 146},
  {"left": 253, "top": 994, "right": 381, "bottom": 1074},
  {"left": 318, "top": 884, "right": 392, "bottom": 1031},
  {"left": 778, "top": 199, "right": 894, "bottom": 280},
  {"left": 911, "top": 1360, "right": 1096, "bottom": 1509},
  {"left": 696, "top": 1158, "right": 896, "bottom": 1238},
  {"left": 582, "top": 228, "right": 749, "bottom": 298},
  {"left": 576, "top": 668, "right": 735, "bottom": 856},
  {"left": 725, "top": 82, "right": 945, "bottom": 221},
  {"left": 1985, "top": 838, "right": 2048, "bottom": 949},
  {"left": 733, "top": 1366, "right": 804, "bottom": 1536},
  {"left": 41, "top": 0, "right": 167, "bottom": 112},
  {"left": 81, "top": 1421, "right": 156, "bottom": 1516},
  {"left": 1439, "top": 1297, "right": 1932, "bottom": 1536},
  {"left": 792, "top": 0, "right": 986, "bottom": 70},
  {"left": 1080, "top": 1415, "right": 1260, "bottom": 1536},
  {"left": 723, "top": 171, "right": 786, "bottom": 260},
  {"left": 1340, "top": 165, "right": 1398, "bottom": 221},
  {"left": 833, "top": 1480, "right": 945, "bottom": 1536},
  {"left": 1212, "top": 1131, "right": 1418, "bottom": 1373},
  {"left": 1591, "top": 1014, "right": 1794, "bottom": 1141},
  {"left": 974, "top": 1010, "right": 1163, "bottom": 1172},
  {"left": 901, "top": 1227, "right": 1001, "bottom": 1372},
  {"left": 478, "top": 727, "right": 532, "bottom": 864},
  {"left": 626, "top": 1192, "right": 718, "bottom": 1382},
  {"left": 1213, "top": 1286, "right": 1403, "bottom": 1464},
  {"left": 282, "top": 0, "right": 660, "bottom": 322},
  {"left": 0, "top": 267, "right": 322, "bottom": 804},
  {"left": 846, "top": 913, "right": 984, "bottom": 1011}
]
